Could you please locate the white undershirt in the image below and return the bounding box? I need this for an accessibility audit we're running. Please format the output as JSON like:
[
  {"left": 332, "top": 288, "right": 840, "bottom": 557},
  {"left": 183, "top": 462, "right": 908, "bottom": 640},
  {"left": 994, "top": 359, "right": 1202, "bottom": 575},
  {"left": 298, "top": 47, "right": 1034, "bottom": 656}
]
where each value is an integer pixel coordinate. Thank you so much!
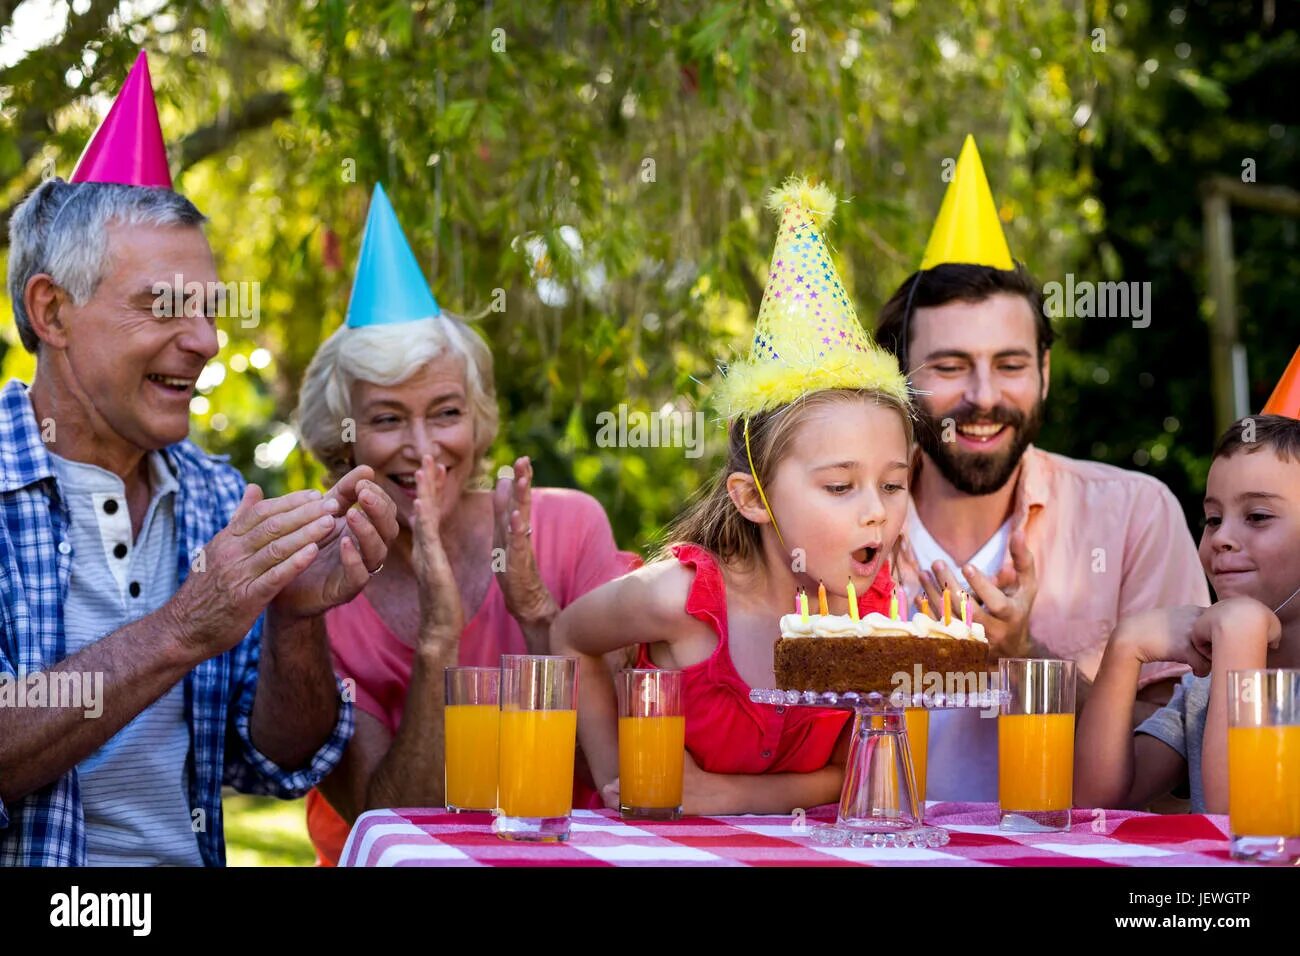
[
  {"left": 907, "top": 512, "right": 1011, "bottom": 590},
  {"left": 905, "top": 510, "right": 1011, "bottom": 803}
]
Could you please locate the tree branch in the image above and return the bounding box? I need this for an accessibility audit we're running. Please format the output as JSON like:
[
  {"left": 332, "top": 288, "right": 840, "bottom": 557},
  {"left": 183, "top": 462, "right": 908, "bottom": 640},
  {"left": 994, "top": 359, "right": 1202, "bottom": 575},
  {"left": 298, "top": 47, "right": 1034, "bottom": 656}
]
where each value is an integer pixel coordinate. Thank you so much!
[
  {"left": 2, "top": 0, "right": 170, "bottom": 176},
  {"left": 0, "top": 90, "right": 292, "bottom": 250},
  {"left": 173, "top": 91, "right": 291, "bottom": 169}
]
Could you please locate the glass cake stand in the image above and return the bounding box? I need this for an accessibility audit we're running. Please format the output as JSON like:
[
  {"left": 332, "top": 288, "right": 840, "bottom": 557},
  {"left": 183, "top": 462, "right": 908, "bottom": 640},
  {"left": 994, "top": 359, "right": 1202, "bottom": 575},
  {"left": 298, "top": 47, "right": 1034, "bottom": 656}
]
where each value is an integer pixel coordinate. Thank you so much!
[{"left": 749, "top": 686, "right": 1003, "bottom": 848}]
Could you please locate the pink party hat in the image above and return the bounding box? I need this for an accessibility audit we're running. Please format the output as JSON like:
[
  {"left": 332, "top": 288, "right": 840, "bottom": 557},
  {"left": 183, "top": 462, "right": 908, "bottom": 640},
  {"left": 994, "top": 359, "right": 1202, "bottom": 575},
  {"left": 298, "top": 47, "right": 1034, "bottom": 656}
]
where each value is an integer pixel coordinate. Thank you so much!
[{"left": 70, "top": 50, "right": 173, "bottom": 188}]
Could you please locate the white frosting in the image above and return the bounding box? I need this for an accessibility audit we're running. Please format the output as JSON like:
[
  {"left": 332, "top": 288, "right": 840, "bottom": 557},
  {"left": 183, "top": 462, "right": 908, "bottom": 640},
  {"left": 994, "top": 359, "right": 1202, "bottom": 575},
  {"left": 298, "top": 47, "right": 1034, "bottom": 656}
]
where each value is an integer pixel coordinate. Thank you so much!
[
  {"left": 860, "top": 612, "right": 916, "bottom": 637},
  {"left": 778, "top": 610, "right": 987, "bottom": 642},
  {"left": 815, "top": 613, "right": 865, "bottom": 638},
  {"left": 910, "top": 613, "right": 988, "bottom": 643}
]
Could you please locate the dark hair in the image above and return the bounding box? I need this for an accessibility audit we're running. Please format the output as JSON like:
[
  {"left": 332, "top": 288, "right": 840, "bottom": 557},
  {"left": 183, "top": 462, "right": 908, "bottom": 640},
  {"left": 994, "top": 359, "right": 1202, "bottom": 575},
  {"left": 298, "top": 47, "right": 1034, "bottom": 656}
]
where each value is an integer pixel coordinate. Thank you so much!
[
  {"left": 875, "top": 263, "right": 1053, "bottom": 373},
  {"left": 1213, "top": 414, "right": 1300, "bottom": 464}
]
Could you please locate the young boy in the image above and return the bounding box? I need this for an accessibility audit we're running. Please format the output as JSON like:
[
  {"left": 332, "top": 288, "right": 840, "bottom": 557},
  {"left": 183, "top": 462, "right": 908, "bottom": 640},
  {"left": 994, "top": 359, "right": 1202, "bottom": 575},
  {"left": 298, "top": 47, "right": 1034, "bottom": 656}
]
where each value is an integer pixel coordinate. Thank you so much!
[{"left": 1075, "top": 414, "right": 1300, "bottom": 813}]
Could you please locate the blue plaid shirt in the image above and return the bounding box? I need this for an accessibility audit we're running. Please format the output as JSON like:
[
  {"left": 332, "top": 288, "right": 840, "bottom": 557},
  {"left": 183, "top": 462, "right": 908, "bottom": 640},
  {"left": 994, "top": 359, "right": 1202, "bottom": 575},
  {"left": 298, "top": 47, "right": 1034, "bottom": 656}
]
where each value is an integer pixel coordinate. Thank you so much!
[{"left": 0, "top": 379, "right": 354, "bottom": 865}]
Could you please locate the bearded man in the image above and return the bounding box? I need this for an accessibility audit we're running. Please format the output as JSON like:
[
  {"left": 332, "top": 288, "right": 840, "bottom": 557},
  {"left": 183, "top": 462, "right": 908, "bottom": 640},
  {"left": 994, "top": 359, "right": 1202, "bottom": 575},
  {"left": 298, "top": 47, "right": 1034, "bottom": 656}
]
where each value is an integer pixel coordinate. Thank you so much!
[{"left": 876, "top": 137, "right": 1208, "bottom": 802}]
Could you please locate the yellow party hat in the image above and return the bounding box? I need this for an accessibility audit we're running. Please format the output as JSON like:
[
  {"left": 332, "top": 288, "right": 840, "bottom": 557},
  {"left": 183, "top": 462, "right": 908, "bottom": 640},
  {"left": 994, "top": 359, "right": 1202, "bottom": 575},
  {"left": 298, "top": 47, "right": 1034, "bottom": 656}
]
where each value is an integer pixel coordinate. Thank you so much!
[
  {"left": 714, "top": 177, "right": 908, "bottom": 419},
  {"left": 919, "top": 135, "right": 1014, "bottom": 271}
]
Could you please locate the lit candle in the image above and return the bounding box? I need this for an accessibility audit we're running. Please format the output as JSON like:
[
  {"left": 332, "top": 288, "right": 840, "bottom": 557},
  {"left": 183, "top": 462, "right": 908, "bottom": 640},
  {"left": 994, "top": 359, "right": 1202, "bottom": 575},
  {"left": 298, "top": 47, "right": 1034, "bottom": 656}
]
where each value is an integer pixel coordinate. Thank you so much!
[
  {"left": 888, "top": 588, "right": 899, "bottom": 621},
  {"left": 846, "top": 578, "right": 860, "bottom": 622},
  {"left": 960, "top": 590, "right": 970, "bottom": 627},
  {"left": 799, "top": 588, "right": 810, "bottom": 622},
  {"left": 942, "top": 587, "right": 952, "bottom": 626},
  {"left": 817, "top": 580, "right": 828, "bottom": 616}
]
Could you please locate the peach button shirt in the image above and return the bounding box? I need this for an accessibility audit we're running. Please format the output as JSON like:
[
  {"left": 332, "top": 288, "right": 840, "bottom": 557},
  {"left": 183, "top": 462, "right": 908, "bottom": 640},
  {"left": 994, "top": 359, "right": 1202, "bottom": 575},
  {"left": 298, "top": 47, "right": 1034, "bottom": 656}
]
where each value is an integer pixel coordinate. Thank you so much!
[
  {"left": 896, "top": 446, "right": 1210, "bottom": 802},
  {"left": 899, "top": 445, "right": 1210, "bottom": 688}
]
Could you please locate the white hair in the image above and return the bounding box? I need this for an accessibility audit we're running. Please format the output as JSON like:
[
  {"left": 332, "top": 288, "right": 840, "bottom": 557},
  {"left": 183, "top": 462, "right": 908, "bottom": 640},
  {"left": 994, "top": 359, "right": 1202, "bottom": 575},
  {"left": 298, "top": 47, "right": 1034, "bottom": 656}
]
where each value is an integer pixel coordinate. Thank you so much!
[
  {"left": 295, "top": 314, "right": 500, "bottom": 479},
  {"left": 6, "top": 178, "right": 206, "bottom": 352}
]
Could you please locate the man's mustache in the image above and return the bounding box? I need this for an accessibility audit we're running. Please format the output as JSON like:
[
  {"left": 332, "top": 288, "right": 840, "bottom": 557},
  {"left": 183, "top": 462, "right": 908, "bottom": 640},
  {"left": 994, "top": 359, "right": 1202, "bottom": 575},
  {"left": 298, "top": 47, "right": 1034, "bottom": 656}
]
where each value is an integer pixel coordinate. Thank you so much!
[{"left": 926, "top": 405, "right": 1026, "bottom": 430}]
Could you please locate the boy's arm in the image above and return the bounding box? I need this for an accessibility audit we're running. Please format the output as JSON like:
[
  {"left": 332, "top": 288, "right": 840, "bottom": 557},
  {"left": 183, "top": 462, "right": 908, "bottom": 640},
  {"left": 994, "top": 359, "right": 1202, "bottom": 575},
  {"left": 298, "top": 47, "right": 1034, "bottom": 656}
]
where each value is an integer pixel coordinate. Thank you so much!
[
  {"left": 1076, "top": 610, "right": 1202, "bottom": 810},
  {"left": 1196, "top": 598, "right": 1279, "bottom": 813}
]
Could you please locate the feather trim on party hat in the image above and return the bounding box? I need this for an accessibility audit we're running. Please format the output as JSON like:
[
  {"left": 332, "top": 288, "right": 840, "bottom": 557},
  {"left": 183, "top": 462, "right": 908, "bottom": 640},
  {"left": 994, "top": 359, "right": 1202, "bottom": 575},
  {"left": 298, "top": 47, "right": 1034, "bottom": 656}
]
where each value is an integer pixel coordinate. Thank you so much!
[{"left": 713, "top": 177, "right": 908, "bottom": 419}]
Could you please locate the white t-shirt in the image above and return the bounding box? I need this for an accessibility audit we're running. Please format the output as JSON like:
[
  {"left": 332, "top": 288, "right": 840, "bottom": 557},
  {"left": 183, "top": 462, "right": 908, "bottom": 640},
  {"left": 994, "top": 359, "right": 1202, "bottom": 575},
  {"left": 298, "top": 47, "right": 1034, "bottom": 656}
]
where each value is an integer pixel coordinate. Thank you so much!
[
  {"left": 907, "top": 513, "right": 1011, "bottom": 591},
  {"left": 905, "top": 510, "right": 1011, "bottom": 803}
]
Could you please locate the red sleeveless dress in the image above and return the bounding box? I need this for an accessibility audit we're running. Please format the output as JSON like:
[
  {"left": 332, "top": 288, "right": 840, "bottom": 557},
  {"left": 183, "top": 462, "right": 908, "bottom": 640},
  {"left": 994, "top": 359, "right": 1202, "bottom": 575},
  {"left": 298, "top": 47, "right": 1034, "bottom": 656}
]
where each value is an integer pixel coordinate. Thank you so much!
[{"left": 634, "top": 543, "right": 894, "bottom": 774}]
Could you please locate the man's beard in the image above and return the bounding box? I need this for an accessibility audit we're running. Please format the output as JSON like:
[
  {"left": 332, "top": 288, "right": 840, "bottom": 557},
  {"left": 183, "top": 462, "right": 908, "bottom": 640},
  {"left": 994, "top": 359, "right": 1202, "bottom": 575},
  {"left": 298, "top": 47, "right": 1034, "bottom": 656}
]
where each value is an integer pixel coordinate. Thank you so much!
[{"left": 915, "top": 398, "right": 1044, "bottom": 496}]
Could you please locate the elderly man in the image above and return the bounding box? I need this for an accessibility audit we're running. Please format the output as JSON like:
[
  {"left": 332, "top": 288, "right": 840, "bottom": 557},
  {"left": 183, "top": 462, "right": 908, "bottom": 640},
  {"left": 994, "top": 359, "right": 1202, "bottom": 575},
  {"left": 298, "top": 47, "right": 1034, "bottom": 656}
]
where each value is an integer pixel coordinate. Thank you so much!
[
  {"left": 876, "top": 136, "right": 1209, "bottom": 803},
  {"left": 0, "top": 53, "right": 397, "bottom": 865}
]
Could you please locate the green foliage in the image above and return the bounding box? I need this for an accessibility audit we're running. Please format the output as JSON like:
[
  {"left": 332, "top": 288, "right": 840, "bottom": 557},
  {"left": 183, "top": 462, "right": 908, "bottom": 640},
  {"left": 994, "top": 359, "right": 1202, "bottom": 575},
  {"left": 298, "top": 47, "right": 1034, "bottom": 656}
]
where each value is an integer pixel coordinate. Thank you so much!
[
  {"left": 222, "top": 794, "right": 315, "bottom": 867},
  {"left": 1, "top": 0, "right": 1296, "bottom": 551}
]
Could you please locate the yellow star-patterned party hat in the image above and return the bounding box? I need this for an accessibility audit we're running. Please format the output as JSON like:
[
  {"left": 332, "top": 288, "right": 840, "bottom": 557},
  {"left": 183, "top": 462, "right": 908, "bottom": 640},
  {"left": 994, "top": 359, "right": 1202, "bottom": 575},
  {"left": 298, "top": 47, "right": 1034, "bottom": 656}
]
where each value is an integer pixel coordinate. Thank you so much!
[
  {"left": 919, "top": 135, "right": 1014, "bottom": 271},
  {"left": 714, "top": 177, "right": 908, "bottom": 419}
]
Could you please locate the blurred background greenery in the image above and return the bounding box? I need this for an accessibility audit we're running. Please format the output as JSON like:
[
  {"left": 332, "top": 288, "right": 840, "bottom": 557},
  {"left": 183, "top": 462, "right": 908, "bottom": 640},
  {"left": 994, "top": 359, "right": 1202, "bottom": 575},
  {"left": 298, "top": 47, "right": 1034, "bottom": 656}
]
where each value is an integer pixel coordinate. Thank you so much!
[
  {"left": 222, "top": 793, "right": 315, "bottom": 866},
  {"left": 2, "top": 0, "right": 1297, "bottom": 863}
]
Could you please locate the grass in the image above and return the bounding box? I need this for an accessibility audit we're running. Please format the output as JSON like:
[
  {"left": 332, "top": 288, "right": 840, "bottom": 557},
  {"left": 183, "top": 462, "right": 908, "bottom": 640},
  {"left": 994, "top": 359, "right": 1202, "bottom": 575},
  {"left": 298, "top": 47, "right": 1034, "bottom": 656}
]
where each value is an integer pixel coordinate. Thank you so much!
[{"left": 222, "top": 791, "right": 317, "bottom": 867}]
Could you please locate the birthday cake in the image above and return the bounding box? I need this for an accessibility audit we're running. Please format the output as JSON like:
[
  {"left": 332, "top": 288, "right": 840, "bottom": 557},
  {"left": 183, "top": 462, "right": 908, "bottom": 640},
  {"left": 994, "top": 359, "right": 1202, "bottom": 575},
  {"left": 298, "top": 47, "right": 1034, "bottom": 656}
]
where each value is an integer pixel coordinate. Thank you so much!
[{"left": 773, "top": 606, "right": 989, "bottom": 696}]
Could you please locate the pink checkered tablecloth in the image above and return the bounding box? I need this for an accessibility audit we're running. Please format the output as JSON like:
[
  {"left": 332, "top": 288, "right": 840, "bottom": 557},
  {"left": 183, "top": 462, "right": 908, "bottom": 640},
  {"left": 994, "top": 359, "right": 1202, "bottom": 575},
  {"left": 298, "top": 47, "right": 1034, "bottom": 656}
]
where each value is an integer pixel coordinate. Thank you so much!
[{"left": 338, "top": 802, "right": 1246, "bottom": 867}]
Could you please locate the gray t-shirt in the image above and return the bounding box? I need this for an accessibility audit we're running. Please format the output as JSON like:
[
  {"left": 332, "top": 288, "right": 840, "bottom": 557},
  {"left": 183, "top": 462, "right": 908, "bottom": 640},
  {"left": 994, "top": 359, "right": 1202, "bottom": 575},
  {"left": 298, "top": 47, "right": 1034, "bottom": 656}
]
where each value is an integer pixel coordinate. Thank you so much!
[
  {"left": 49, "top": 450, "right": 202, "bottom": 866},
  {"left": 1135, "top": 672, "right": 1210, "bottom": 813}
]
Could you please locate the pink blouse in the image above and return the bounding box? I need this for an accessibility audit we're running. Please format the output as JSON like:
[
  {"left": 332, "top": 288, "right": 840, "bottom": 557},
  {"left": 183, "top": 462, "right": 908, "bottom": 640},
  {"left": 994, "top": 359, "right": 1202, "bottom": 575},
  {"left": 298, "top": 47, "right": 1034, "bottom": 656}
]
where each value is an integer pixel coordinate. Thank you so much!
[{"left": 306, "top": 487, "right": 639, "bottom": 864}]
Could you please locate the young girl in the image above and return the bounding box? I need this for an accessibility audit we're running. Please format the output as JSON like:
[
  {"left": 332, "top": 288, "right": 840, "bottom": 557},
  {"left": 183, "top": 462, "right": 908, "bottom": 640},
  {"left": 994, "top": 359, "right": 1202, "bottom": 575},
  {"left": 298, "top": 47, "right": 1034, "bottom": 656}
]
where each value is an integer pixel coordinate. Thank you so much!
[
  {"left": 1075, "top": 414, "right": 1300, "bottom": 814},
  {"left": 551, "top": 180, "right": 913, "bottom": 815}
]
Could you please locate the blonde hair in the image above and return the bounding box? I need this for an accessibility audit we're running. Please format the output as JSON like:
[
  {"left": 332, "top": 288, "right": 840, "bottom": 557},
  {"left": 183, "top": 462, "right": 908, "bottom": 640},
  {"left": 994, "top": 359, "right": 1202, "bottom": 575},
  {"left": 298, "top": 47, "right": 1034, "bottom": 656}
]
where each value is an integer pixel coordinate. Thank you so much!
[
  {"left": 295, "top": 314, "right": 500, "bottom": 480},
  {"left": 658, "top": 389, "right": 914, "bottom": 566}
]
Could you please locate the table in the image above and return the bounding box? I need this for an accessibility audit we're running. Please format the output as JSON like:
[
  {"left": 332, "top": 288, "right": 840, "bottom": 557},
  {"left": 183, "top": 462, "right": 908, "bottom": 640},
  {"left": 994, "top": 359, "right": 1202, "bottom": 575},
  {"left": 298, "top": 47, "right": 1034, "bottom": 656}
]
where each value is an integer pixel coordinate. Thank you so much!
[{"left": 339, "top": 802, "right": 1245, "bottom": 867}]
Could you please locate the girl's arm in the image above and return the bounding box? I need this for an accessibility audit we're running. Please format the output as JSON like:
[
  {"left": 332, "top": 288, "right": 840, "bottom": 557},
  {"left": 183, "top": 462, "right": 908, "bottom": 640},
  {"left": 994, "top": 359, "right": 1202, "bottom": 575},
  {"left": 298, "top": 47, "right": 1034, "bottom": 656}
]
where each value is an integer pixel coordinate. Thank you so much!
[
  {"left": 676, "top": 719, "right": 853, "bottom": 815},
  {"left": 681, "top": 758, "right": 844, "bottom": 815},
  {"left": 1075, "top": 609, "right": 1202, "bottom": 810},
  {"left": 550, "top": 560, "right": 700, "bottom": 790}
]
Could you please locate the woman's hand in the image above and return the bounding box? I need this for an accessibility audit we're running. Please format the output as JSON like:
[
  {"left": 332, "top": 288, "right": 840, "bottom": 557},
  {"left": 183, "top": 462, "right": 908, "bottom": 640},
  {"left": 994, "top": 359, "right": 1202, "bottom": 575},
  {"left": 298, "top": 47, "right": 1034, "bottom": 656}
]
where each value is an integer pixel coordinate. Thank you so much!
[
  {"left": 412, "top": 454, "right": 464, "bottom": 647},
  {"left": 493, "top": 456, "right": 559, "bottom": 647}
]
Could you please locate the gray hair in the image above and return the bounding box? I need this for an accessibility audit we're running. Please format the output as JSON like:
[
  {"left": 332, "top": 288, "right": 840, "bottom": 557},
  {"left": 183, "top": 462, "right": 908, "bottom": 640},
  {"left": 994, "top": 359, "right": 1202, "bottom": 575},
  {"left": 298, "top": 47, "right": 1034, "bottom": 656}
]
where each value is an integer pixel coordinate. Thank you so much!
[
  {"left": 295, "top": 315, "right": 500, "bottom": 481},
  {"left": 6, "top": 178, "right": 206, "bottom": 352}
]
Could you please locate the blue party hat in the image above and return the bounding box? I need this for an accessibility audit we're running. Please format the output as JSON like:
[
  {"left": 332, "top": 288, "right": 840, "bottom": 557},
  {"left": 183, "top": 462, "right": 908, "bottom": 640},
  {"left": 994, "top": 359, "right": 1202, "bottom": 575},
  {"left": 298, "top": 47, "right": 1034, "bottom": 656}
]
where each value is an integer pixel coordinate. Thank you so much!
[{"left": 345, "top": 183, "right": 441, "bottom": 328}]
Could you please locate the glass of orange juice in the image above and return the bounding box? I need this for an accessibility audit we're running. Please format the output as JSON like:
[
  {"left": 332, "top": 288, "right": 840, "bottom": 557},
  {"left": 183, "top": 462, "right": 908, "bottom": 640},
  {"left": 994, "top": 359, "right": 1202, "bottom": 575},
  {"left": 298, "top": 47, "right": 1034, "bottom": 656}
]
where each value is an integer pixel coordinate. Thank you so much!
[
  {"left": 998, "top": 658, "right": 1076, "bottom": 832},
  {"left": 616, "top": 669, "right": 685, "bottom": 820},
  {"left": 444, "top": 667, "right": 500, "bottom": 813},
  {"left": 903, "top": 707, "right": 929, "bottom": 806},
  {"left": 1228, "top": 668, "right": 1300, "bottom": 864},
  {"left": 495, "top": 654, "right": 578, "bottom": 842}
]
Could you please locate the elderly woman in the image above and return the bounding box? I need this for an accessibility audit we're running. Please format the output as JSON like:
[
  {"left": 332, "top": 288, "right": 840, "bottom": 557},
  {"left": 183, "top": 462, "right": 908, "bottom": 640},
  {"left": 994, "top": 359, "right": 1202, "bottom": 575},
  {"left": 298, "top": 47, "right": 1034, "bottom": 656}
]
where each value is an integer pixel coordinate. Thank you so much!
[{"left": 297, "top": 189, "right": 636, "bottom": 864}]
